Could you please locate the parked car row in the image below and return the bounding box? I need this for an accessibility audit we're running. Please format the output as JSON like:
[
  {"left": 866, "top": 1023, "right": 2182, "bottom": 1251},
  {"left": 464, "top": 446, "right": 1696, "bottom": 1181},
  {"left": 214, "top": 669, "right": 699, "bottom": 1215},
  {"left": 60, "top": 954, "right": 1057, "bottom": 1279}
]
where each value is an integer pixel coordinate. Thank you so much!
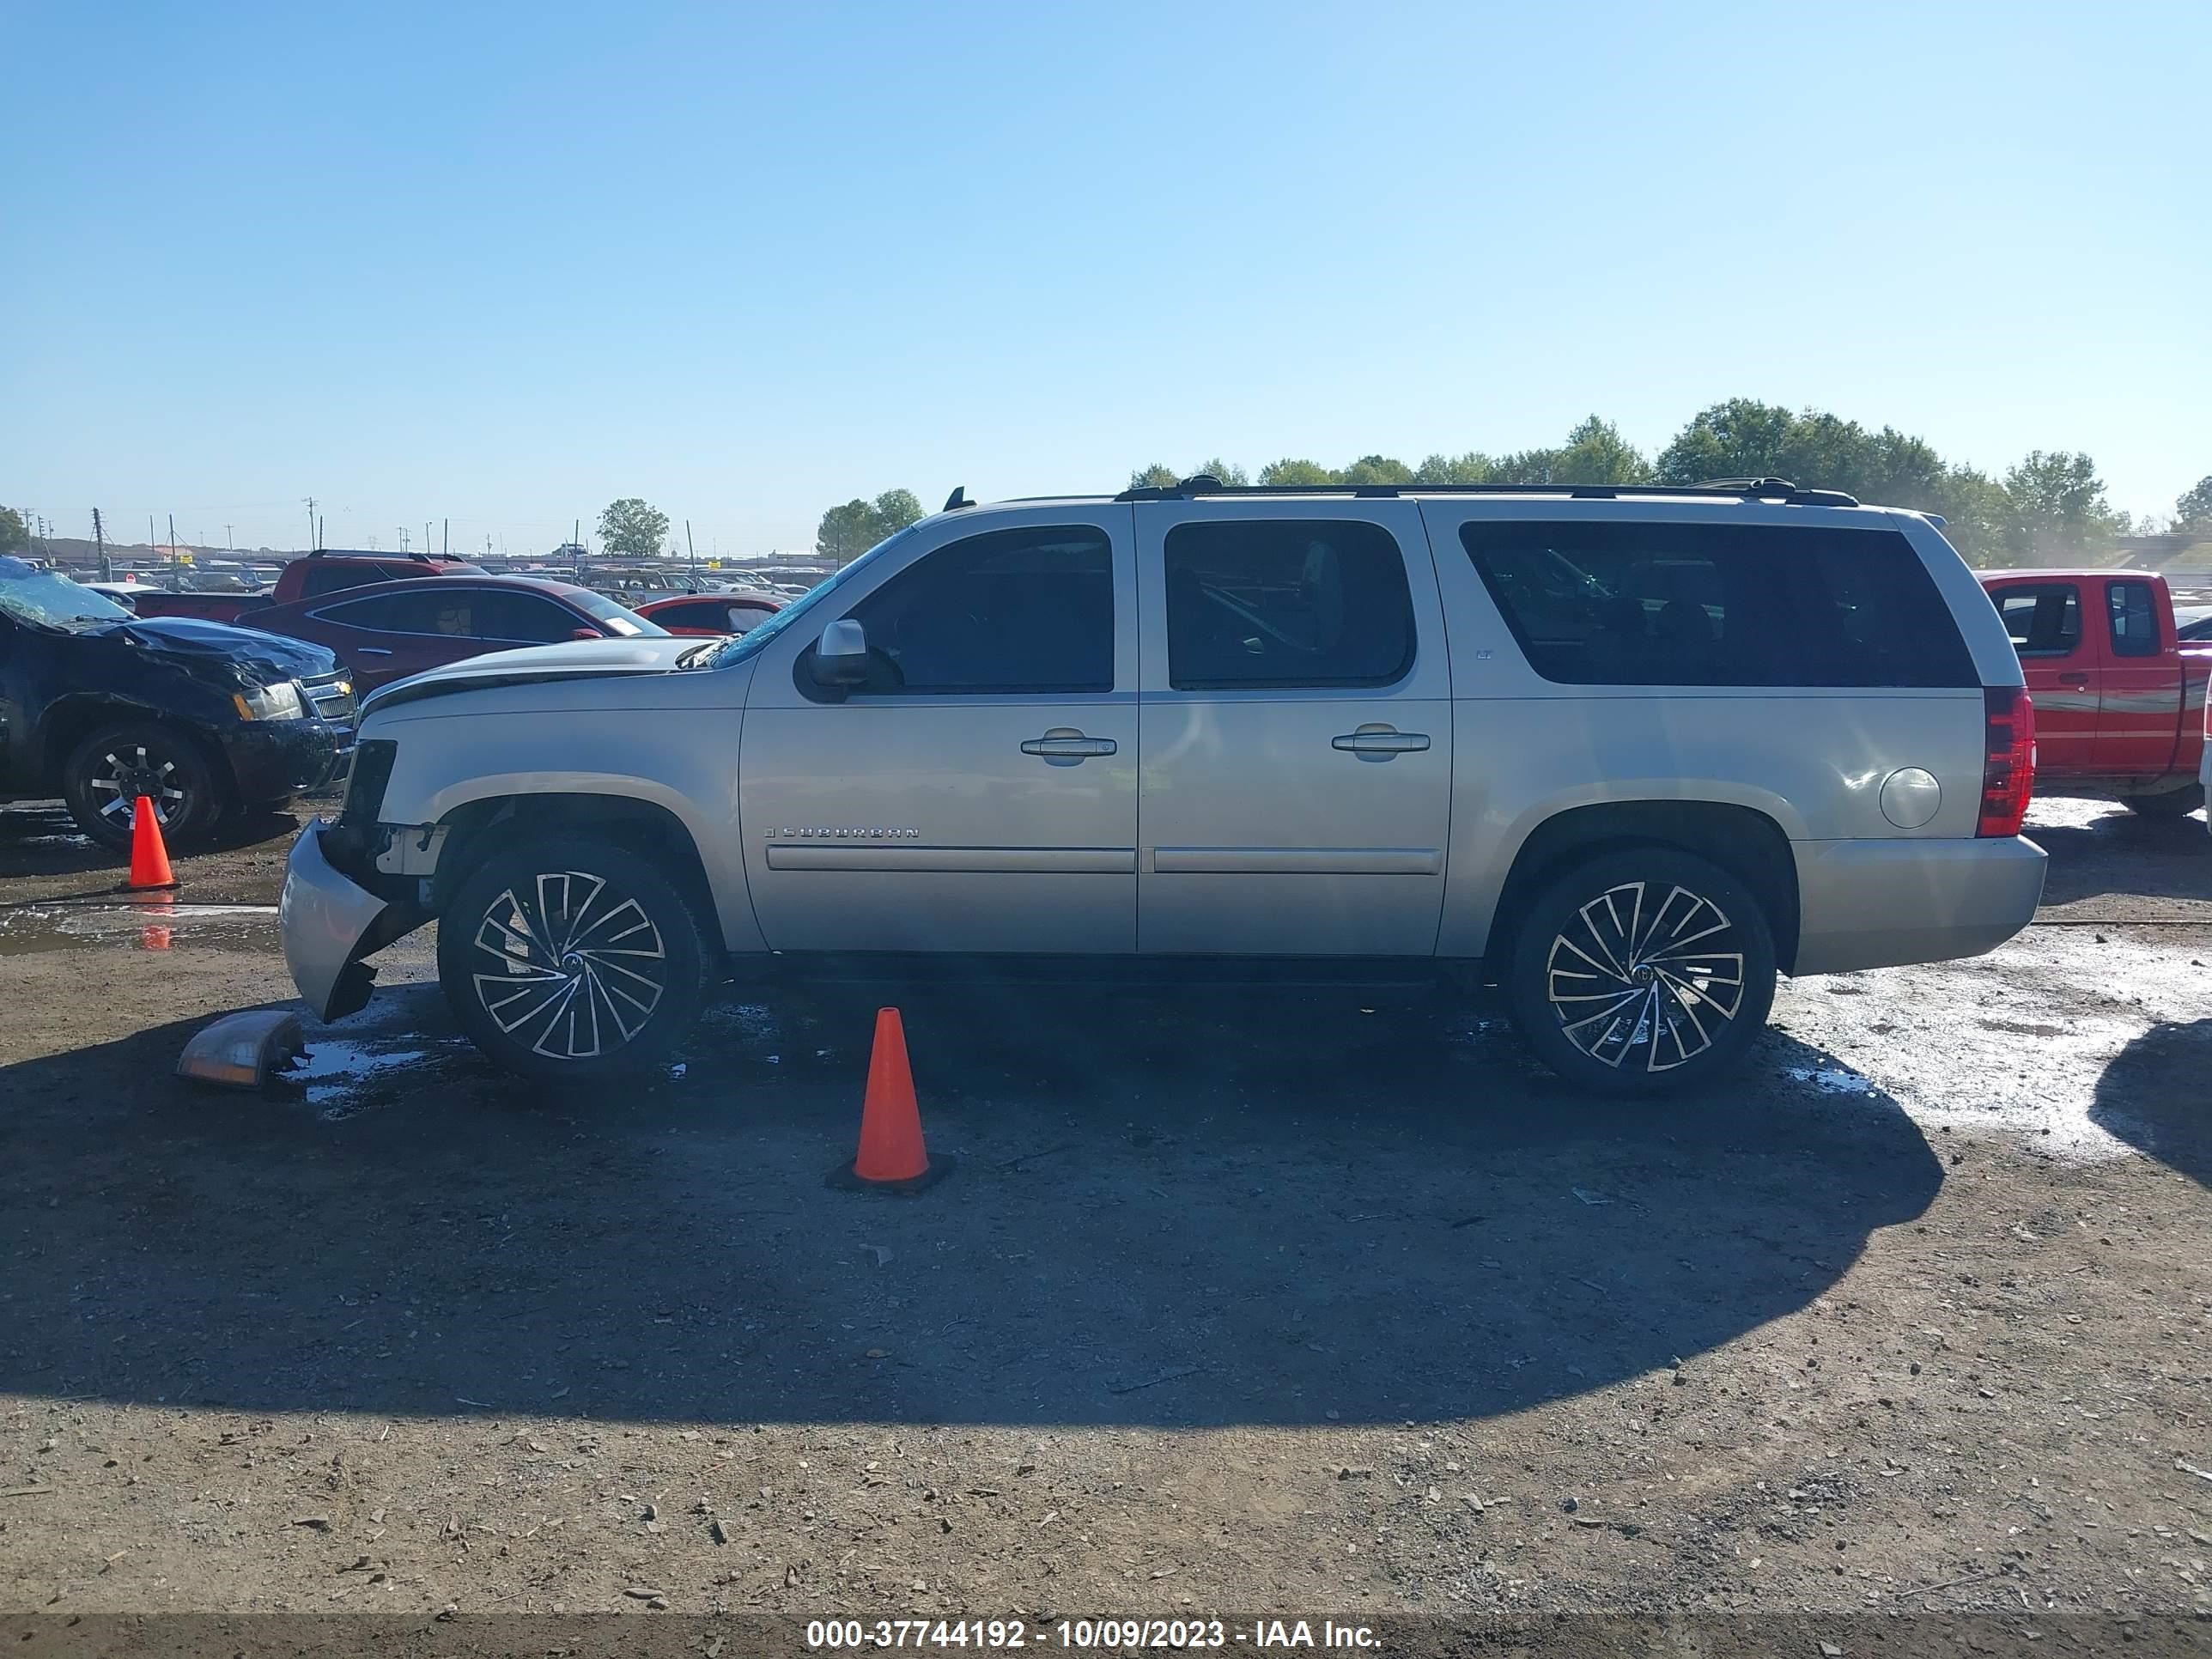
[{"left": 3, "top": 549, "right": 786, "bottom": 843}]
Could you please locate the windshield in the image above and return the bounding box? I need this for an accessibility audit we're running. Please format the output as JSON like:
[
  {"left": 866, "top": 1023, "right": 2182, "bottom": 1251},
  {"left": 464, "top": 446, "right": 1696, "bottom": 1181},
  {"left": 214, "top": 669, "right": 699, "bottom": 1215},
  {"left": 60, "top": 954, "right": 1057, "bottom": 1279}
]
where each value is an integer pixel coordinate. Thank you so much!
[
  {"left": 706, "top": 526, "right": 918, "bottom": 669},
  {"left": 0, "top": 558, "right": 134, "bottom": 629},
  {"left": 568, "top": 589, "right": 668, "bottom": 638}
]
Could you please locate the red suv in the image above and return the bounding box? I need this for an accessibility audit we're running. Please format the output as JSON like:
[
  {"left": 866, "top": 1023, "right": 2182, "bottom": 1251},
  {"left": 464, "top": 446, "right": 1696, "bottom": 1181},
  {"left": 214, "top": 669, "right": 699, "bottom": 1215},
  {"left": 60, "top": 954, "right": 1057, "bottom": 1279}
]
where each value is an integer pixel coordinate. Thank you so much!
[{"left": 246, "top": 575, "right": 665, "bottom": 691}]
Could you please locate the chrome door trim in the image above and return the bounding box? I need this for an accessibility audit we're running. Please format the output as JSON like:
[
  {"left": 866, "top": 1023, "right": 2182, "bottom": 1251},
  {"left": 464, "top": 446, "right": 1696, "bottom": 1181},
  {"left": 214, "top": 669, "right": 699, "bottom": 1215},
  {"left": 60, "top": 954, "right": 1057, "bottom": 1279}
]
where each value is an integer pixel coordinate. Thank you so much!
[
  {"left": 764, "top": 845, "right": 1136, "bottom": 874},
  {"left": 1152, "top": 846, "right": 1443, "bottom": 876}
]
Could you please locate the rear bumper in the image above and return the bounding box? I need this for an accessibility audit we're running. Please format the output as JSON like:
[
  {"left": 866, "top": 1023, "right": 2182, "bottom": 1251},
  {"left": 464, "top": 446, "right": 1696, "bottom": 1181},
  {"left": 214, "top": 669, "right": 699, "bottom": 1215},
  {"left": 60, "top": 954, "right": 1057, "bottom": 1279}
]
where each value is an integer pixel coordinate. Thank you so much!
[
  {"left": 1793, "top": 835, "right": 2046, "bottom": 975},
  {"left": 280, "top": 820, "right": 398, "bottom": 1019}
]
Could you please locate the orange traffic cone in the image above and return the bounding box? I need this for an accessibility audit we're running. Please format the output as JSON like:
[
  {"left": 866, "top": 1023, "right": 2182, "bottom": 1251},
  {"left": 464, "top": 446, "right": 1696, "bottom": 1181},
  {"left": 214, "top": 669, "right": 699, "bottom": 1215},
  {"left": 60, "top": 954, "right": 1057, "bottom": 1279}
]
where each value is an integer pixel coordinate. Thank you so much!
[
  {"left": 827, "top": 1007, "right": 951, "bottom": 1192},
  {"left": 121, "top": 795, "right": 179, "bottom": 891}
]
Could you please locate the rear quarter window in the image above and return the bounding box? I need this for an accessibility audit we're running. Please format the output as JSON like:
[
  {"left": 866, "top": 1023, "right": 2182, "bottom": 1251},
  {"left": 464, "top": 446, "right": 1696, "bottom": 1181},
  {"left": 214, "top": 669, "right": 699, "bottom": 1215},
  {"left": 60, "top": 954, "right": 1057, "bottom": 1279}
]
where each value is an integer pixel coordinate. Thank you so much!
[{"left": 1458, "top": 520, "right": 1978, "bottom": 689}]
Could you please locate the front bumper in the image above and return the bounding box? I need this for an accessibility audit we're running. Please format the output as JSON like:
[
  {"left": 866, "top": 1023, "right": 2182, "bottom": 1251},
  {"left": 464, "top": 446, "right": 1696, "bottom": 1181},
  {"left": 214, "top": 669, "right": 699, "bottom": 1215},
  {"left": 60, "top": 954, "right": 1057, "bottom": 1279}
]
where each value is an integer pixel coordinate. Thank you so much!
[
  {"left": 1793, "top": 834, "right": 2047, "bottom": 976},
  {"left": 221, "top": 717, "right": 352, "bottom": 805},
  {"left": 280, "top": 819, "right": 408, "bottom": 1019}
]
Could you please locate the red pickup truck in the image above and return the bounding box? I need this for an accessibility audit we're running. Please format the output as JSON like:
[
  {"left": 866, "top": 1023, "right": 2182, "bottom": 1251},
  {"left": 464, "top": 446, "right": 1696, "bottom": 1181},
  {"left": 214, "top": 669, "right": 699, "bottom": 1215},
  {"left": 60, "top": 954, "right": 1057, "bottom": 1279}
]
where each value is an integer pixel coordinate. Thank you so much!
[
  {"left": 1980, "top": 568, "right": 2209, "bottom": 816},
  {"left": 125, "top": 551, "right": 484, "bottom": 624}
]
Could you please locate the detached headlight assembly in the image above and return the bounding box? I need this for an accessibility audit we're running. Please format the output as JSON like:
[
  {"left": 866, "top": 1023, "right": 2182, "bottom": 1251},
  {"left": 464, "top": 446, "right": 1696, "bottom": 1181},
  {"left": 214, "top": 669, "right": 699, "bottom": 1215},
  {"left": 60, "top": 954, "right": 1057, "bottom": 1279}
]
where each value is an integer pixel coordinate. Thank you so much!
[{"left": 234, "top": 680, "right": 307, "bottom": 721}]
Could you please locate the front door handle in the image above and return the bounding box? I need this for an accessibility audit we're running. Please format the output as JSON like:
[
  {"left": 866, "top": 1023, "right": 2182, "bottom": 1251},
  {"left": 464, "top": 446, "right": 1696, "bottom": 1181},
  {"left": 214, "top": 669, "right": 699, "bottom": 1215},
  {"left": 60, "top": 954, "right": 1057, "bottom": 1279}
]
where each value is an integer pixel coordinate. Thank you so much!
[
  {"left": 356, "top": 647, "right": 395, "bottom": 657},
  {"left": 1021, "top": 728, "right": 1117, "bottom": 764},
  {"left": 1333, "top": 724, "right": 1431, "bottom": 758}
]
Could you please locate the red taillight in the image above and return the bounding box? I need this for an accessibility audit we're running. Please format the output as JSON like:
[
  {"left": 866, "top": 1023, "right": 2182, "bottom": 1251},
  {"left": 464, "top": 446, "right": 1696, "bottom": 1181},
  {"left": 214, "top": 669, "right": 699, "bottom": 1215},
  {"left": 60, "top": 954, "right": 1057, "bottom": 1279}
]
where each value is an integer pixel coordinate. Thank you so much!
[{"left": 1978, "top": 686, "right": 2036, "bottom": 837}]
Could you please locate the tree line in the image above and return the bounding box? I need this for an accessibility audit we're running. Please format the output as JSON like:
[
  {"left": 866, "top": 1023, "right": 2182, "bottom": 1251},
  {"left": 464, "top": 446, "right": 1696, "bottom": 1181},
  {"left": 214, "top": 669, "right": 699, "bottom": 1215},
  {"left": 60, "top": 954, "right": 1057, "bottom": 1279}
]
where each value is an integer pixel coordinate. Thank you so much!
[{"left": 1127, "top": 401, "right": 2212, "bottom": 567}]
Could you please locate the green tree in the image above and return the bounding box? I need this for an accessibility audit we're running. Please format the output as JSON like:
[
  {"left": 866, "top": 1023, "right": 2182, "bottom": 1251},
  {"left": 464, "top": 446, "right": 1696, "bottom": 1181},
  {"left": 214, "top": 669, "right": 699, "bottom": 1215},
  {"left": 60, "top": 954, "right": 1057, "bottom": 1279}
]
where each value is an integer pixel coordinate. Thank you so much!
[
  {"left": 1258, "top": 458, "right": 1340, "bottom": 485},
  {"left": 1413, "top": 452, "right": 1503, "bottom": 484},
  {"left": 2002, "top": 451, "right": 2121, "bottom": 564},
  {"left": 2174, "top": 475, "right": 2212, "bottom": 534},
  {"left": 815, "top": 489, "right": 925, "bottom": 562},
  {"left": 1550, "top": 416, "right": 1652, "bottom": 486},
  {"left": 1655, "top": 398, "right": 1803, "bottom": 484},
  {"left": 597, "top": 497, "right": 671, "bottom": 560},
  {"left": 0, "top": 507, "right": 26, "bottom": 554},
  {"left": 1339, "top": 454, "right": 1413, "bottom": 486},
  {"left": 1129, "top": 460, "right": 1249, "bottom": 488}
]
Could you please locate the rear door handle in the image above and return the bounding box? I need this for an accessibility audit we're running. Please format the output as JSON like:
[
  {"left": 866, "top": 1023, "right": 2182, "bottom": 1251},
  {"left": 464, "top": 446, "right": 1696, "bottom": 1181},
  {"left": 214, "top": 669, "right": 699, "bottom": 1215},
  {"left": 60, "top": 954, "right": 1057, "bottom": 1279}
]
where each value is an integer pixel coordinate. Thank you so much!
[
  {"left": 2057, "top": 672, "right": 2090, "bottom": 687},
  {"left": 1021, "top": 728, "right": 1117, "bottom": 763},
  {"left": 1333, "top": 726, "right": 1431, "bottom": 757},
  {"left": 356, "top": 647, "right": 394, "bottom": 657}
]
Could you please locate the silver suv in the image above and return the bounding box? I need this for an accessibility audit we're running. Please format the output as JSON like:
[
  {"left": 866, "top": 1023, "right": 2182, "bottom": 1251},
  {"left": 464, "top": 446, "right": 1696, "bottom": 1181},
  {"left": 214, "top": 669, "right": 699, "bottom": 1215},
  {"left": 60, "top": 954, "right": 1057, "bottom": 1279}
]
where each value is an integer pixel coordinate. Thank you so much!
[{"left": 282, "top": 478, "right": 2045, "bottom": 1094}]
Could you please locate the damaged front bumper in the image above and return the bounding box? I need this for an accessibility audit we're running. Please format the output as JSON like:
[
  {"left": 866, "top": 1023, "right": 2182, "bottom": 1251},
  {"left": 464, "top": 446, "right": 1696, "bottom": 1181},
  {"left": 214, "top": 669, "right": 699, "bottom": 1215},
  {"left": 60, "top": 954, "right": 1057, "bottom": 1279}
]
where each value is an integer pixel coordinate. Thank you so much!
[{"left": 279, "top": 820, "right": 426, "bottom": 1020}]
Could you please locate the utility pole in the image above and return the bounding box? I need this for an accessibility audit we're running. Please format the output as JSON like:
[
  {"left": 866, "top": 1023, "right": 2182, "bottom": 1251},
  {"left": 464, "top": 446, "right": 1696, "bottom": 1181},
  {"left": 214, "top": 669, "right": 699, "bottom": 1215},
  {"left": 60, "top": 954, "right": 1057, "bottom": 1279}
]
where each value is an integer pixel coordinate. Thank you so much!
[
  {"left": 149, "top": 515, "right": 158, "bottom": 580},
  {"left": 93, "top": 508, "right": 109, "bottom": 580},
  {"left": 686, "top": 519, "right": 697, "bottom": 590},
  {"left": 168, "top": 514, "right": 180, "bottom": 587},
  {"left": 442, "top": 517, "right": 448, "bottom": 556},
  {"left": 303, "top": 496, "right": 317, "bottom": 552},
  {"left": 225, "top": 524, "right": 233, "bottom": 550}
]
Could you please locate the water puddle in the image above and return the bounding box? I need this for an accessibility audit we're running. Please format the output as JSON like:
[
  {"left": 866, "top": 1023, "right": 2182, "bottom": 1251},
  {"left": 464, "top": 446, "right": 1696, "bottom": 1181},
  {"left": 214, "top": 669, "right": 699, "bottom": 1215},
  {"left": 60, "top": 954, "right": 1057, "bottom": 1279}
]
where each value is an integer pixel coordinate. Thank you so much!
[
  {"left": 1785, "top": 1064, "right": 1881, "bottom": 1097},
  {"left": 0, "top": 902, "right": 281, "bottom": 956},
  {"left": 285, "top": 1037, "right": 440, "bottom": 1118}
]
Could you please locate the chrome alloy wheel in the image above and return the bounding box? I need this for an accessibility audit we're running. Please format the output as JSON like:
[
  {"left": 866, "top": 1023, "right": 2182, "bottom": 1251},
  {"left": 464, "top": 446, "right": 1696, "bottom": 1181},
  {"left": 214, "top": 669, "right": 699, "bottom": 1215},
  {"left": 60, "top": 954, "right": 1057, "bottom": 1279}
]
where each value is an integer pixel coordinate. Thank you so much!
[
  {"left": 469, "top": 870, "right": 668, "bottom": 1060},
  {"left": 1543, "top": 881, "right": 1746, "bottom": 1073},
  {"left": 89, "top": 743, "right": 187, "bottom": 826}
]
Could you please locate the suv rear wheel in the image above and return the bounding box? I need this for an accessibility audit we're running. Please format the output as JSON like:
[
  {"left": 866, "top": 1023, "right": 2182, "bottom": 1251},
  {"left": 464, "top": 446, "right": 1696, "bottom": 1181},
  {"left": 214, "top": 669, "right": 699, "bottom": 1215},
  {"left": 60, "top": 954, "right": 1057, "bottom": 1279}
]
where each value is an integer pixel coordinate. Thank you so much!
[
  {"left": 62, "top": 722, "right": 223, "bottom": 851},
  {"left": 438, "top": 836, "right": 708, "bottom": 1081},
  {"left": 1504, "top": 848, "right": 1777, "bottom": 1095}
]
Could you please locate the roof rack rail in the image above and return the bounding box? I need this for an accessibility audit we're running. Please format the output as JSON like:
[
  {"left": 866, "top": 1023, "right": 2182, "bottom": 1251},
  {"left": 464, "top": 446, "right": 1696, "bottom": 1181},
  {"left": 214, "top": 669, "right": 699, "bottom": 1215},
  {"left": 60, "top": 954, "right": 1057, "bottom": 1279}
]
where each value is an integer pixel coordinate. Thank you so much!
[{"left": 1111, "top": 477, "right": 1862, "bottom": 507}]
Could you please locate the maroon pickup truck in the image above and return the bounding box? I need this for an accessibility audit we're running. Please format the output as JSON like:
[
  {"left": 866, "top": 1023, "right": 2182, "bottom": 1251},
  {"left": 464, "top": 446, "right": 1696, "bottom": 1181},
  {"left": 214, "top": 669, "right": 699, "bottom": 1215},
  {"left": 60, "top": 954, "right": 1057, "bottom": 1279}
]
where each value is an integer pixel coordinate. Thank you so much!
[
  {"left": 125, "top": 551, "right": 485, "bottom": 624},
  {"left": 1980, "top": 568, "right": 2210, "bottom": 816}
]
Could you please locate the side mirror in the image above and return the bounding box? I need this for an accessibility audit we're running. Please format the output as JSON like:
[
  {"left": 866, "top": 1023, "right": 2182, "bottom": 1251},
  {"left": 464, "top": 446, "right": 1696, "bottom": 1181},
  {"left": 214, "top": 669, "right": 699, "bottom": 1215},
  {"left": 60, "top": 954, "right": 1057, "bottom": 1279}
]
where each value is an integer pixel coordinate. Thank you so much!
[{"left": 810, "top": 618, "right": 870, "bottom": 687}]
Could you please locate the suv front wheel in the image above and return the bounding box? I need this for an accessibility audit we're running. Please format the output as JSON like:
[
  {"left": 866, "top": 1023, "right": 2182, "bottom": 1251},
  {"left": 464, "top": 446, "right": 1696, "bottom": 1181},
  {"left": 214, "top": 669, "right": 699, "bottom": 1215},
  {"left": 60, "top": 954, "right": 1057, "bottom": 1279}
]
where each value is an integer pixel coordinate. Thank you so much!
[
  {"left": 1504, "top": 848, "right": 1777, "bottom": 1095},
  {"left": 438, "top": 836, "right": 708, "bottom": 1081}
]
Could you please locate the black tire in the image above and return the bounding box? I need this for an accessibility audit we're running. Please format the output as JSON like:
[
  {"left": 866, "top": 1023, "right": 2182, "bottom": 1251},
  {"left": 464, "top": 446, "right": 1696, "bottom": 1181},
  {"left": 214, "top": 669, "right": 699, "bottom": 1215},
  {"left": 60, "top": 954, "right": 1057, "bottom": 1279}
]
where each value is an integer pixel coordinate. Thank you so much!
[
  {"left": 1504, "top": 847, "right": 1778, "bottom": 1096},
  {"left": 2121, "top": 784, "right": 2203, "bottom": 817},
  {"left": 437, "top": 836, "right": 708, "bottom": 1082},
  {"left": 61, "top": 722, "right": 224, "bottom": 851}
]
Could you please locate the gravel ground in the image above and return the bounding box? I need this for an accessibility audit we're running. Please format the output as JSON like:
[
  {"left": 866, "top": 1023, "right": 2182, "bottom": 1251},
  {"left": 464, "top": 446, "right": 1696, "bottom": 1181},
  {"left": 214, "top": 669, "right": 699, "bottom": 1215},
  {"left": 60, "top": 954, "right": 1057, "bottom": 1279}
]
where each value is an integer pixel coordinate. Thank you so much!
[{"left": 0, "top": 793, "right": 2207, "bottom": 1636}]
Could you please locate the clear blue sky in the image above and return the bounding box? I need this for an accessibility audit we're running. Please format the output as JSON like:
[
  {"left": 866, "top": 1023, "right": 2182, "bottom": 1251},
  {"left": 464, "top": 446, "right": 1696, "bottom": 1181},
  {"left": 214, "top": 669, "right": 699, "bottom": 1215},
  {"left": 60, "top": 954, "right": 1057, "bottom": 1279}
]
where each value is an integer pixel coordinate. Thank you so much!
[{"left": 5, "top": 1, "right": 2206, "bottom": 556}]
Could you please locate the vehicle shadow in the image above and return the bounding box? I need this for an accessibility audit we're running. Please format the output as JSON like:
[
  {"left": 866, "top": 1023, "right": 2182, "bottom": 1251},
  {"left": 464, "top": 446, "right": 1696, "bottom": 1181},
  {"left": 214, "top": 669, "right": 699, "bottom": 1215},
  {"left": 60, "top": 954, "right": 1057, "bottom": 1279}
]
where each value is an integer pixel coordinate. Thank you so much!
[
  {"left": 2088, "top": 1018, "right": 2212, "bottom": 1188},
  {"left": 0, "top": 798, "right": 313, "bottom": 878},
  {"left": 0, "top": 987, "right": 1942, "bottom": 1428},
  {"left": 2027, "top": 797, "right": 2209, "bottom": 908}
]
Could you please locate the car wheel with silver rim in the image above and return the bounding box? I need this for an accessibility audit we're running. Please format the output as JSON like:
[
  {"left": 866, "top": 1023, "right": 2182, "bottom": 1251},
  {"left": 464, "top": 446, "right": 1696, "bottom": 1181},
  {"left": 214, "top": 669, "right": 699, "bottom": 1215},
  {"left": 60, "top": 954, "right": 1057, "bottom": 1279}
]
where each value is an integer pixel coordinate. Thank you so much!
[
  {"left": 1504, "top": 848, "right": 1777, "bottom": 1096},
  {"left": 62, "top": 722, "right": 222, "bottom": 850},
  {"left": 438, "top": 836, "right": 708, "bottom": 1081}
]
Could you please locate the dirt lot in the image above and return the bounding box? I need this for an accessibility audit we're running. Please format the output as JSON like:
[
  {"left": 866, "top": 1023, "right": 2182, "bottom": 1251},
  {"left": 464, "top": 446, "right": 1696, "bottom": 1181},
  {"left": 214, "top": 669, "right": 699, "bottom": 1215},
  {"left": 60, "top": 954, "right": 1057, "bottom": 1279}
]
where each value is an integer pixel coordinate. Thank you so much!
[{"left": 0, "top": 793, "right": 2208, "bottom": 1644}]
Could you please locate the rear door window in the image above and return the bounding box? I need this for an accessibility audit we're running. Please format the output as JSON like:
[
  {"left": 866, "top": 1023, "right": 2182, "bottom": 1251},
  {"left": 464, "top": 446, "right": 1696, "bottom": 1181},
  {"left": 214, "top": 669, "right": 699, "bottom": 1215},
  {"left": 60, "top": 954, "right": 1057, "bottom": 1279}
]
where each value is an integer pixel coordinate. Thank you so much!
[
  {"left": 1164, "top": 519, "right": 1415, "bottom": 690},
  {"left": 1459, "top": 520, "right": 1978, "bottom": 688},
  {"left": 473, "top": 591, "right": 583, "bottom": 643},
  {"left": 1996, "top": 584, "right": 2083, "bottom": 657},
  {"left": 2106, "top": 580, "right": 2160, "bottom": 659},
  {"left": 315, "top": 590, "right": 452, "bottom": 634}
]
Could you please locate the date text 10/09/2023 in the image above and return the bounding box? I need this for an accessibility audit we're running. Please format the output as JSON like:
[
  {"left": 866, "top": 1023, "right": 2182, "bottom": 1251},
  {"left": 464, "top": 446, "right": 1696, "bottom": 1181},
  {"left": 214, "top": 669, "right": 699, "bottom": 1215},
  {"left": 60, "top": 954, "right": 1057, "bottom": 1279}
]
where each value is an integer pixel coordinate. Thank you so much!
[{"left": 806, "top": 1620, "right": 1380, "bottom": 1650}]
